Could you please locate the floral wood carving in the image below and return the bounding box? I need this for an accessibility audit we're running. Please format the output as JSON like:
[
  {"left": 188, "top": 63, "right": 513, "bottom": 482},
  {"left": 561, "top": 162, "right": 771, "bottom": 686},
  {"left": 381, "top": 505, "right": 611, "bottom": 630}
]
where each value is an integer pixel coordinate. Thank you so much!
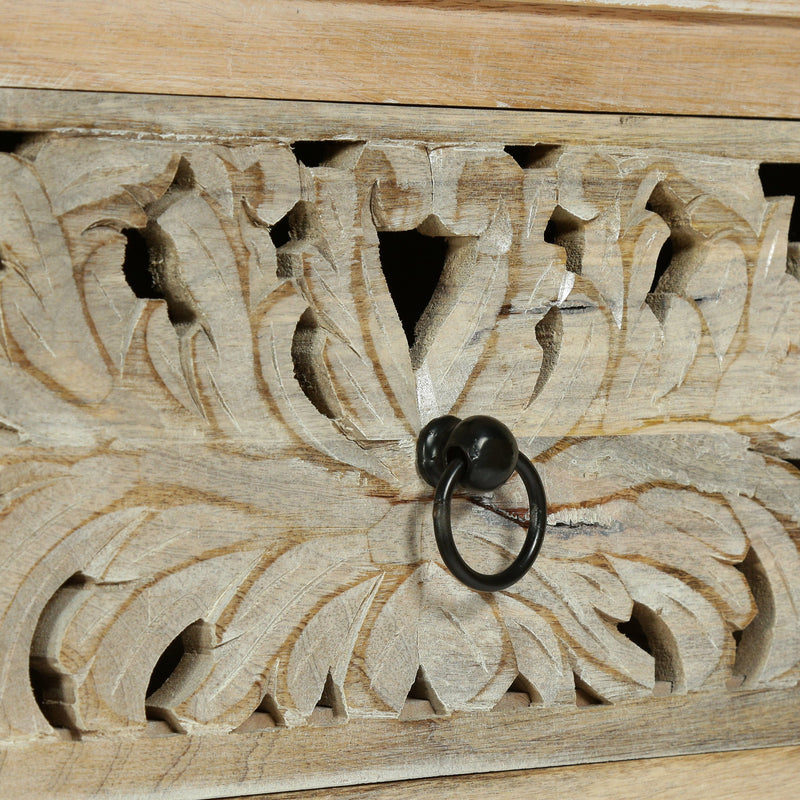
[{"left": 0, "top": 134, "right": 799, "bottom": 742}]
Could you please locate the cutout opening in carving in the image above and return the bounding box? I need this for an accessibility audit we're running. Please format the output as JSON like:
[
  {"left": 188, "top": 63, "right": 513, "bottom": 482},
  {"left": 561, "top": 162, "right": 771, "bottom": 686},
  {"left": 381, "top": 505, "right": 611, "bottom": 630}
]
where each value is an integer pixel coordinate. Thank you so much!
[
  {"left": 269, "top": 211, "right": 293, "bottom": 250},
  {"left": 621, "top": 601, "right": 681, "bottom": 692},
  {"left": 0, "top": 131, "right": 33, "bottom": 153},
  {"left": 291, "top": 308, "right": 340, "bottom": 421},
  {"left": 529, "top": 306, "right": 563, "bottom": 403},
  {"left": 398, "top": 666, "right": 446, "bottom": 720},
  {"left": 145, "top": 620, "right": 213, "bottom": 732},
  {"left": 649, "top": 234, "right": 673, "bottom": 296},
  {"left": 377, "top": 228, "right": 448, "bottom": 348},
  {"left": 759, "top": 163, "right": 800, "bottom": 241},
  {"left": 760, "top": 163, "right": 800, "bottom": 279},
  {"left": 291, "top": 140, "right": 364, "bottom": 169},
  {"left": 308, "top": 671, "right": 346, "bottom": 726},
  {"left": 491, "top": 675, "right": 539, "bottom": 712},
  {"left": 121, "top": 227, "right": 163, "bottom": 300},
  {"left": 644, "top": 182, "right": 705, "bottom": 307},
  {"left": 118, "top": 159, "right": 201, "bottom": 329},
  {"left": 146, "top": 632, "right": 185, "bottom": 700},
  {"left": 544, "top": 205, "right": 585, "bottom": 274},
  {"left": 29, "top": 573, "right": 93, "bottom": 736},
  {"left": 732, "top": 548, "right": 772, "bottom": 686},
  {"left": 0, "top": 131, "right": 44, "bottom": 159},
  {"left": 272, "top": 201, "right": 322, "bottom": 276},
  {"left": 234, "top": 693, "right": 282, "bottom": 733},
  {"left": 119, "top": 222, "right": 196, "bottom": 328},
  {"left": 504, "top": 144, "right": 561, "bottom": 170},
  {"left": 618, "top": 612, "right": 653, "bottom": 655},
  {"left": 573, "top": 673, "right": 606, "bottom": 707}
]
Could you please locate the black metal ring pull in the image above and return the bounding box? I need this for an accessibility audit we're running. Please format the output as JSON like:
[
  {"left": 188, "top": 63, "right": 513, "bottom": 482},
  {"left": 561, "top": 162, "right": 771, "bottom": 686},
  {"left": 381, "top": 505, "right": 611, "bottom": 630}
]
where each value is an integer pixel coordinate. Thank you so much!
[{"left": 416, "top": 415, "right": 547, "bottom": 593}]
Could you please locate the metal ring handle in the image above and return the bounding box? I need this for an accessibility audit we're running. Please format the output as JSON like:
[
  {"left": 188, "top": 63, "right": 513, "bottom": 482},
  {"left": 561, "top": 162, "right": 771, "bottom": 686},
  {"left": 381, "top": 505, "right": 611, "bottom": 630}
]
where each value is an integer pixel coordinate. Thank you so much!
[{"left": 433, "top": 451, "right": 547, "bottom": 593}]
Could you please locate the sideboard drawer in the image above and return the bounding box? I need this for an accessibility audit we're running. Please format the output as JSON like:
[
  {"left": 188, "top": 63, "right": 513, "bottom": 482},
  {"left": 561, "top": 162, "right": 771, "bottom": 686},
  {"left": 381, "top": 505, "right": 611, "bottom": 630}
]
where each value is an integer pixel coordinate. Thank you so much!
[{"left": 0, "top": 88, "right": 799, "bottom": 798}]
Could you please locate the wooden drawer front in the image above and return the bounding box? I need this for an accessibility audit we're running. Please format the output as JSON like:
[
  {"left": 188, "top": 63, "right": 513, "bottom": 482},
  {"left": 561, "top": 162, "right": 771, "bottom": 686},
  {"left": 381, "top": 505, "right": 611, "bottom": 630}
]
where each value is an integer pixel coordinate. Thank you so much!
[{"left": 0, "top": 89, "right": 799, "bottom": 798}]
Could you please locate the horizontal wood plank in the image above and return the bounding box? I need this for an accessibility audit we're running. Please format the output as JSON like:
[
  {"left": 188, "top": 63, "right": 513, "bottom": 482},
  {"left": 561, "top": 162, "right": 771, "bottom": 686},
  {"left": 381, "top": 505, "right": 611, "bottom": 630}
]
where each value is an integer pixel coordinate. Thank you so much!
[
  {"left": 1, "top": 1, "right": 799, "bottom": 118},
  {"left": 258, "top": 745, "right": 800, "bottom": 800},
  {"left": 1, "top": 688, "right": 799, "bottom": 799},
  {"left": 3, "top": 87, "right": 800, "bottom": 162}
]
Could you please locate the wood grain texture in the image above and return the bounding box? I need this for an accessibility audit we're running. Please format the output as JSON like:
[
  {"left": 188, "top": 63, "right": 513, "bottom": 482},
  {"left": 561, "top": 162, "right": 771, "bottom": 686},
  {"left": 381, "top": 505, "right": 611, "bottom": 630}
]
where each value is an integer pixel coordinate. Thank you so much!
[
  {"left": 1, "top": 2, "right": 800, "bottom": 118},
  {"left": 0, "top": 94, "right": 799, "bottom": 797},
  {"left": 5, "top": 88, "right": 800, "bottom": 162},
  {"left": 494, "top": 0, "right": 800, "bottom": 15},
  {"left": 0, "top": 689, "right": 799, "bottom": 799},
  {"left": 258, "top": 745, "right": 800, "bottom": 800}
]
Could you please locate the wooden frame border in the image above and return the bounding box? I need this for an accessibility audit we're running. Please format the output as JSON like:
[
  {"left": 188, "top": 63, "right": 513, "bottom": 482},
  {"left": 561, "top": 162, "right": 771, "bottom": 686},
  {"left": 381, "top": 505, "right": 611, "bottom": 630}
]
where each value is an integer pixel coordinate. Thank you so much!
[
  {"left": 1, "top": 1, "right": 799, "bottom": 119},
  {"left": 2, "top": 87, "right": 800, "bottom": 161},
  {"left": 0, "top": 687, "right": 798, "bottom": 799}
]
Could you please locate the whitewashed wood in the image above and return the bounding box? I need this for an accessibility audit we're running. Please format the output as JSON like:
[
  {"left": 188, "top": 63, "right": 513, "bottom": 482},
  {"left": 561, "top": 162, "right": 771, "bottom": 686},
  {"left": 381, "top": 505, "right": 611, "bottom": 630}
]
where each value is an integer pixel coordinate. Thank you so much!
[{"left": 0, "top": 97, "right": 799, "bottom": 797}]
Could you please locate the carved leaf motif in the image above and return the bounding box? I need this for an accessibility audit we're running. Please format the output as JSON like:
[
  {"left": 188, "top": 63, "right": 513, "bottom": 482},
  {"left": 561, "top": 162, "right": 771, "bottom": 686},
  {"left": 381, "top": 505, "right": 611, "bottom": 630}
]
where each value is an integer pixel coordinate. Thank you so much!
[
  {"left": 685, "top": 239, "right": 748, "bottom": 361},
  {"left": 415, "top": 225, "right": 509, "bottom": 416},
  {"left": 607, "top": 556, "right": 733, "bottom": 692},
  {"left": 365, "top": 563, "right": 506, "bottom": 714},
  {"left": 1, "top": 134, "right": 800, "bottom": 742},
  {"left": 0, "top": 154, "right": 111, "bottom": 402},
  {"left": 168, "top": 534, "right": 375, "bottom": 731},
  {"left": 287, "top": 575, "right": 382, "bottom": 718},
  {"left": 495, "top": 595, "right": 574, "bottom": 705},
  {"left": 0, "top": 456, "right": 137, "bottom": 738},
  {"left": 33, "top": 138, "right": 179, "bottom": 219},
  {"left": 727, "top": 494, "right": 800, "bottom": 688}
]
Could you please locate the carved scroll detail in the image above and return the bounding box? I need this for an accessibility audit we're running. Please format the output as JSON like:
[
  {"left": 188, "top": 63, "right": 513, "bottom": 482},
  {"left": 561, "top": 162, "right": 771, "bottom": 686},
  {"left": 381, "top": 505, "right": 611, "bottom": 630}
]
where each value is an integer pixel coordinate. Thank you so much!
[{"left": 0, "top": 134, "right": 799, "bottom": 741}]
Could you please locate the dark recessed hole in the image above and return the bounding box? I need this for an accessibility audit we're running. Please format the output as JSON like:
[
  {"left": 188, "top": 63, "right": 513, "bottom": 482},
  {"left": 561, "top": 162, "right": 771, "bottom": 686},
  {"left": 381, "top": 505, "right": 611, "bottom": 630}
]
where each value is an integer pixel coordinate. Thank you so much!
[
  {"left": 504, "top": 144, "right": 561, "bottom": 170},
  {"left": 29, "top": 573, "right": 93, "bottom": 734},
  {"left": 377, "top": 229, "right": 448, "bottom": 347},
  {"left": 269, "top": 212, "right": 292, "bottom": 250},
  {"left": 644, "top": 183, "right": 706, "bottom": 312},
  {"left": 759, "top": 163, "right": 800, "bottom": 241},
  {"left": 145, "top": 621, "right": 214, "bottom": 732},
  {"left": 649, "top": 234, "right": 673, "bottom": 295},
  {"left": 618, "top": 612, "right": 653, "bottom": 655},
  {"left": 0, "top": 131, "right": 36, "bottom": 154},
  {"left": 146, "top": 632, "right": 185, "bottom": 699},
  {"left": 121, "top": 228, "right": 163, "bottom": 300},
  {"left": 573, "top": 673, "right": 605, "bottom": 706},
  {"left": 543, "top": 205, "right": 585, "bottom": 274},
  {"left": 120, "top": 224, "right": 196, "bottom": 327},
  {"left": 291, "top": 140, "right": 363, "bottom": 169},
  {"left": 620, "top": 601, "right": 681, "bottom": 690}
]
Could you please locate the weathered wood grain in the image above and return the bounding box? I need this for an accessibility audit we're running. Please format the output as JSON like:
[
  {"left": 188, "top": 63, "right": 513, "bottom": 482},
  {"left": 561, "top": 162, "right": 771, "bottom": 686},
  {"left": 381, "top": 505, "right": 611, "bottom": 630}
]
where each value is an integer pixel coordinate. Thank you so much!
[
  {"left": 0, "top": 94, "right": 799, "bottom": 797},
  {"left": 258, "top": 745, "right": 800, "bottom": 800},
  {"left": 1, "top": 2, "right": 800, "bottom": 118},
  {"left": 0, "top": 688, "right": 798, "bottom": 799},
  {"left": 5, "top": 88, "right": 800, "bottom": 163}
]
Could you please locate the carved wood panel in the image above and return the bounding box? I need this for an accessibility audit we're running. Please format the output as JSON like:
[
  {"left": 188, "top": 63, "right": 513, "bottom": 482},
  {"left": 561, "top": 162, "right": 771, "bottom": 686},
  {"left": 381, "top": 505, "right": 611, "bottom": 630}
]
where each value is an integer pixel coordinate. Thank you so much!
[{"left": 0, "top": 91, "right": 799, "bottom": 796}]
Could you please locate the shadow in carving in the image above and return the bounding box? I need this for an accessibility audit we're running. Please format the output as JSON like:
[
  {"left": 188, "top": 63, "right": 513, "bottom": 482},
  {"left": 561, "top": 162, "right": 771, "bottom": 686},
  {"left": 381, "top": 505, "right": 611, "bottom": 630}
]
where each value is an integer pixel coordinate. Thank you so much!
[
  {"left": 377, "top": 228, "right": 448, "bottom": 348},
  {"left": 504, "top": 144, "right": 561, "bottom": 170}
]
